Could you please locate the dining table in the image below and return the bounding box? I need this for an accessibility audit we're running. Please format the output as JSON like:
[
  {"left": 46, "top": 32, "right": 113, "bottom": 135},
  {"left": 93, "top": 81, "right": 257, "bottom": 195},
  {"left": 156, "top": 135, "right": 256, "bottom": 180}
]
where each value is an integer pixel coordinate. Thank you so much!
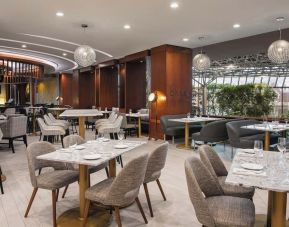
[
  {"left": 59, "top": 109, "right": 103, "bottom": 139},
  {"left": 226, "top": 149, "right": 289, "bottom": 227},
  {"left": 168, "top": 116, "right": 222, "bottom": 149},
  {"left": 126, "top": 113, "right": 149, "bottom": 137},
  {"left": 37, "top": 139, "right": 146, "bottom": 227},
  {"left": 48, "top": 107, "right": 68, "bottom": 119}
]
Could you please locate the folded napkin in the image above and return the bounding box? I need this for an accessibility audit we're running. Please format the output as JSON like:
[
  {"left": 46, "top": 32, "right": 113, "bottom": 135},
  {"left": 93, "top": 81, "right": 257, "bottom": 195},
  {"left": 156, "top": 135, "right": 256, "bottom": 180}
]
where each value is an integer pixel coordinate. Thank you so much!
[{"left": 233, "top": 168, "right": 266, "bottom": 177}]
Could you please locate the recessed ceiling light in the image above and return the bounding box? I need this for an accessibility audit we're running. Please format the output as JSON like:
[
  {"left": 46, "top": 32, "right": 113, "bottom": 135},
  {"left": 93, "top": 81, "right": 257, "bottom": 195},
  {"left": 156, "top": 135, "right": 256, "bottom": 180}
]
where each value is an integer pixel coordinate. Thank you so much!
[
  {"left": 183, "top": 38, "right": 189, "bottom": 42},
  {"left": 123, "top": 24, "right": 131, "bottom": 29},
  {"left": 56, "top": 11, "right": 64, "bottom": 17},
  {"left": 233, "top": 24, "right": 240, "bottom": 28},
  {"left": 21, "top": 44, "right": 27, "bottom": 48},
  {"left": 170, "top": 2, "right": 179, "bottom": 9},
  {"left": 276, "top": 17, "right": 285, "bottom": 22},
  {"left": 62, "top": 53, "right": 67, "bottom": 56}
]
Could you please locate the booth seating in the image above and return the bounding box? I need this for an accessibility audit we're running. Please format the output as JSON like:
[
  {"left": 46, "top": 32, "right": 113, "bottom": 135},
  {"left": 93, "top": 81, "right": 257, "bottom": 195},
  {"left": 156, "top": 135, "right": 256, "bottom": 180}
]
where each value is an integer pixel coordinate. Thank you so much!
[
  {"left": 226, "top": 120, "right": 278, "bottom": 150},
  {"left": 160, "top": 114, "right": 202, "bottom": 143}
]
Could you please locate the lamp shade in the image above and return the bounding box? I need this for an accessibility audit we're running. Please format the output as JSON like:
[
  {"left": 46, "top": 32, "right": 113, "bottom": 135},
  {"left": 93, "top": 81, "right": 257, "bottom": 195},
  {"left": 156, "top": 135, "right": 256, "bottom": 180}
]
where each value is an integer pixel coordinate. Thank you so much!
[
  {"left": 148, "top": 92, "right": 157, "bottom": 102},
  {"left": 74, "top": 45, "right": 96, "bottom": 67},
  {"left": 268, "top": 39, "right": 289, "bottom": 64},
  {"left": 193, "top": 53, "right": 211, "bottom": 71}
]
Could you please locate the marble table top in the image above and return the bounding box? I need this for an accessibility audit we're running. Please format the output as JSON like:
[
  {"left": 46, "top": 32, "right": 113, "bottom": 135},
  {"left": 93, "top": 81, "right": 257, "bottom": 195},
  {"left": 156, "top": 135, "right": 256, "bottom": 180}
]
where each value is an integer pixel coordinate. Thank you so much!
[
  {"left": 48, "top": 107, "right": 68, "bottom": 111},
  {"left": 59, "top": 109, "right": 103, "bottom": 118},
  {"left": 242, "top": 123, "right": 289, "bottom": 132},
  {"left": 126, "top": 113, "right": 149, "bottom": 118},
  {"left": 28, "top": 106, "right": 43, "bottom": 109},
  {"left": 169, "top": 117, "right": 222, "bottom": 123},
  {"left": 37, "top": 139, "right": 147, "bottom": 166},
  {"left": 226, "top": 149, "right": 289, "bottom": 192}
]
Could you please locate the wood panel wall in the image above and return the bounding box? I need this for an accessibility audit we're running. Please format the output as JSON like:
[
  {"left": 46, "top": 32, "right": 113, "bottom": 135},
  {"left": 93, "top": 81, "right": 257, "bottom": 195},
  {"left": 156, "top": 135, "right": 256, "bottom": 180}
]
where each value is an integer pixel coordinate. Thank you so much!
[
  {"left": 150, "top": 45, "right": 192, "bottom": 139},
  {"left": 78, "top": 70, "right": 95, "bottom": 108},
  {"left": 60, "top": 73, "right": 73, "bottom": 106},
  {"left": 119, "top": 64, "right": 126, "bottom": 109}
]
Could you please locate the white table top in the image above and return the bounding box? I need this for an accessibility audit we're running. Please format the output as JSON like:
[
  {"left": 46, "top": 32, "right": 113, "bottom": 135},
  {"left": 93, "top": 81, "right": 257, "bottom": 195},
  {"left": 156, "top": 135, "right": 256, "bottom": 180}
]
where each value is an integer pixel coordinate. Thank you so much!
[
  {"left": 59, "top": 109, "right": 103, "bottom": 117},
  {"left": 28, "top": 106, "right": 43, "bottom": 109},
  {"left": 226, "top": 149, "right": 289, "bottom": 192},
  {"left": 242, "top": 123, "right": 289, "bottom": 133},
  {"left": 37, "top": 140, "right": 146, "bottom": 166},
  {"left": 100, "top": 110, "right": 111, "bottom": 114},
  {"left": 48, "top": 107, "right": 68, "bottom": 111},
  {"left": 126, "top": 113, "right": 149, "bottom": 118},
  {"left": 169, "top": 117, "right": 221, "bottom": 123}
]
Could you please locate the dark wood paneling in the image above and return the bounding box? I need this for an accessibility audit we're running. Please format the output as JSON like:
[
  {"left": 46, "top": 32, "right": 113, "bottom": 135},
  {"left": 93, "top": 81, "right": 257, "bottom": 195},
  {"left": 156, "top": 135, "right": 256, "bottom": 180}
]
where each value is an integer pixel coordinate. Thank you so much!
[
  {"left": 71, "top": 70, "right": 79, "bottom": 108},
  {"left": 124, "top": 50, "right": 150, "bottom": 62},
  {"left": 95, "top": 68, "right": 100, "bottom": 107},
  {"left": 60, "top": 73, "right": 73, "bottom": 106},
  {"left": 79, "top": 71, "right": 95, "bottom": 109},
  {"left": 150, "top": 45, "right": 192, "bottom": 139},
  {"left": 99, "top": 66, "right": 118, "bottom": 108},
  {"left": 119, "top": 64, "right": 125, "bottom": 108},
  {"left": 125, "top": 61, "right": 146, "bottom": 111}
]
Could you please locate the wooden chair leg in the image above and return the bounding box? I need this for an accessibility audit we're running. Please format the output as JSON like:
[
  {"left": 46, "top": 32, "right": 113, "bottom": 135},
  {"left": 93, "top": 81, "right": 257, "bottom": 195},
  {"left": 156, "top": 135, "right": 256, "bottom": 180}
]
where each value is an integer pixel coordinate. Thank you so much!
[
  {"left": 60, "top": 135, "right": 64, "bottom": 148},
  {"left": 156, "top": 179, "right": 166, "bottom": 201},
  {"left": 24, "top": 188, "right": 38, "bottom": 217},
  {"left": 105, "top": 167, "right": 109, "bottom": 178},
  {"left": 52, "top": 190, "right": 57, "bottom": 227},
  {"left": 82, "top": 200, "right": 90, "bottom": 227},
  {"left": 56, "top": 189, "right": 59, "bottom": 202},
  {"left": 0, "top": 167, "right": 4, "bottom": 194},
  {"left": 9, "top": 138, "right": 15, "bottom": 153},
  {"left": 23, "top": 135, "right": 28, "bottom": 147},
  {"left": 114, "top": 206, "right": 122, "bottom": 227},
  {"left": 119, "top": 155, "right": 123, "bottom": 168},
  {"left": 143, "top": 183, "right": 153, "bottom": 217},
  {"left": 135, "top": 197, "right": 148, "bottom": 224},
  {"left": 62, "top": 185, "right": 69, "bottom": 198}
]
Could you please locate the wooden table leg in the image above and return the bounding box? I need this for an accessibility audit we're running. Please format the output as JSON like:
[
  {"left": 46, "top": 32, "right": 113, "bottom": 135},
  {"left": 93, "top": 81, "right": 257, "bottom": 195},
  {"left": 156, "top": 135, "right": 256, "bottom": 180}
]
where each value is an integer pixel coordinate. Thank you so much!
[
  {"left": 264, "top": 131, "right": 270, "bottom": 151},
  {"left": 271, "top": 192, "right": 287, "bottom": 227},
  {"left": 79, "top": 164, "right": 89, "bottom": 219},
  {"left": 138, "top": 117, "right": 142, "bottom": 137},
  {"left": 109, "top": 159, "right": 116, "bottom": 177},
  {"left": 79, "top": 116, "right": 85, "bottom": 139},
  {"left": 184, "top": 122, "right": 189, "bottom": 148}
]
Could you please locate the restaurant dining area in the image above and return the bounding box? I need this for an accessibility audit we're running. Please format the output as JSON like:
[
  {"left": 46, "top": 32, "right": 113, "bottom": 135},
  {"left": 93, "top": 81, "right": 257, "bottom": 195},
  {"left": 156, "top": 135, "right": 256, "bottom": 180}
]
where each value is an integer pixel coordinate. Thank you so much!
[{"left": 1, "top": 1, "right": 289, "bottom": 227}]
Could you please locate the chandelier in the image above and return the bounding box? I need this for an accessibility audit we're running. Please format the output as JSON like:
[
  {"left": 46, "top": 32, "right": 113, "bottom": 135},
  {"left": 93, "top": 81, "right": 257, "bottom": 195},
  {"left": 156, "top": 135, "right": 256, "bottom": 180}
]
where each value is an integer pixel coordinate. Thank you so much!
[
  {"left": 268, "top": 17, "right": 289, "bottom": 64},
  {"left": 74, "top": 24, "right": 96, "bottom": 67},
  {"left": 193, "top": 37, "right": 211, "bottom": 71}
]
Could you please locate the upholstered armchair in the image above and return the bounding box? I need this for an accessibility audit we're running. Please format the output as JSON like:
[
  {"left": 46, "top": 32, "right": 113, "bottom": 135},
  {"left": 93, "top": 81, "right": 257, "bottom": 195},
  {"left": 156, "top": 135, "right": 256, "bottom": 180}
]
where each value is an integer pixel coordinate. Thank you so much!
[{"left": 0, "top": 115, "right": 28, "bottom": 153}]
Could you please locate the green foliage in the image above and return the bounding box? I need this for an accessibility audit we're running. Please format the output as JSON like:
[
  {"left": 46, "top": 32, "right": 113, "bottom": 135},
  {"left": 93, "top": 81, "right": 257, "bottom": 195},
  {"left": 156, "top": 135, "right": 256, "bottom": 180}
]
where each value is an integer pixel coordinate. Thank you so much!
[{"left": 207, "top": 83, "right": 277, "bottom": 117}]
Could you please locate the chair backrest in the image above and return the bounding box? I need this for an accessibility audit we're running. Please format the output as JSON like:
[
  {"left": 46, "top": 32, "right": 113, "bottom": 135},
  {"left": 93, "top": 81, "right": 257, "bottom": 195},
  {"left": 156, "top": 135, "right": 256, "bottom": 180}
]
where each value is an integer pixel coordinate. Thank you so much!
[
  {"left": 37, "top": 118, "right": 47, "bottom": 131},
  {"left": 26, "top": 141, "right": 66, "bottom": 188},
  {"left": 48, "top": 113, "right": 56, "bottom": 121},
  {"left": 112, "top": 107, "right": 119, "bottom": 113},
  {"left": 4, "top": 108, "right": 16, "bottom": 115},
  {"left": 63, "top": 135, "right": 85, "bottom": 148},
  {"left": 107, "top": 152, "right": 149, "bottom": 206},
  {"left": 199, "top": 119, "right": 231, "bottom": 141},
  {"left": 160, "top": 114, "right": 187, "bottom": 133},
  {"left": 114, "top": 115, "right": 123, "bottom": 130},
  {"left": 185, "top": 157, "right": 223, "bottom": 227},
  {"left": 108, "top": 111, "right": 117, "bottom": 122},
  {"left": 144, "top": 142, "right": 168, "bottom": 183},
  {"left": 44, "top": 114, "right": 53, "bottom": 126},
  {"left": 199, "top": 145, "right": 228, "bottom": 179},
  {"left": 138, "top": 108, "right": 149, "bottom": 114},
  {"left": 119, "top": 113, "right": 127, "bottom": 128},
  {"left": 1, "top": 115, "right": 27, "bottom": 137}
]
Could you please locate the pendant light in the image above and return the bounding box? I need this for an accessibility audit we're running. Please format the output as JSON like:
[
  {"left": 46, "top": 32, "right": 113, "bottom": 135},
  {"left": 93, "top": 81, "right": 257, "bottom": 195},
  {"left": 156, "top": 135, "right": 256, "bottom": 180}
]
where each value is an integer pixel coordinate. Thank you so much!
[
  {"left": 74, "top": 24, "right": 96, "bottom": 67},
  {"left": 268, "top": 17, "right": 289, "bottom": 64},
  {"left": 193, "top": 37, "right": 211, "bottom": 71}
]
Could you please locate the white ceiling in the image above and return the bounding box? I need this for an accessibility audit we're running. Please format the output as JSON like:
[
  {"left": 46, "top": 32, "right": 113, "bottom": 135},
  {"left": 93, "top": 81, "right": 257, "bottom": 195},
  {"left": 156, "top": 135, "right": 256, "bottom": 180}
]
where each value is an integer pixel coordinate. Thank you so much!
[{"left": 1, "top": 0, "right": 289, "bottom": 73}]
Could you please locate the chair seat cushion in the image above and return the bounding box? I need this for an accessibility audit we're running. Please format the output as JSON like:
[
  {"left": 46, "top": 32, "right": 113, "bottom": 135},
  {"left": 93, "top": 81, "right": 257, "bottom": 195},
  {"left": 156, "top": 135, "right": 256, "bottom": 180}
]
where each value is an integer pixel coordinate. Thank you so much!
[
  {"left": 85, "top": 178, "right": 114, "bottom": 205},
  {"left": 192, "top": 132, "right": 227, "bottom": 143},
  {"left": 206, "top": 196, "right": 255, "bottom": 227},
  {"left": 37, "top": 170, "right": 79, "bottom": 190},
  {"left": 218, "top": 176, "right": 254, "bottom": 199}
]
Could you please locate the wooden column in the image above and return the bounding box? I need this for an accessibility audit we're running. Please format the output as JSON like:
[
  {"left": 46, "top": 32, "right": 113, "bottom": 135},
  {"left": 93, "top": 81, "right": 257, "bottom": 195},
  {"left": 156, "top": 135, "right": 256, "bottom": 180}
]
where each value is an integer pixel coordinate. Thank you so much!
[{"left": 149, "top": 45, "right": 192, "bottom": 139}]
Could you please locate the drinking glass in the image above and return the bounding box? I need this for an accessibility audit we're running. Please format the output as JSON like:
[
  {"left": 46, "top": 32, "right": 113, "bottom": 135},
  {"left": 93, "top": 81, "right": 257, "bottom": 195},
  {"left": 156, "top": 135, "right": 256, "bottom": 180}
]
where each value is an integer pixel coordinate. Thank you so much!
[
  {"left": 105, "top": 107, "right": 107, "bottom": 111},
  {"left": 96, "top": 133, "right": 104, "bottom": 141},
  {"left": 254, "top": 140, "right": 263, "bottom": 164},
  {"left": 277, "top": 137, "right": 287, "bottom": 159},
  {"left": 187, "top": 112, "right": 190, "bottom": 118},
  {"left": 129, "top": 109, "right": 132, "bottom": 114},
  {"left": 282, "top": 145, "right": 289, "bottom": 184},
  {"left": 118, "top": 130, "right": 125, "bottom": 144}
]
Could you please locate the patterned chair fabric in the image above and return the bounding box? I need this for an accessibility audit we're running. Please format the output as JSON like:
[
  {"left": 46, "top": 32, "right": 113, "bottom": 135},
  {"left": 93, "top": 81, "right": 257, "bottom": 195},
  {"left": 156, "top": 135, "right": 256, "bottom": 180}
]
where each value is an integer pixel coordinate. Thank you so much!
[
  {"left": 44, "top": 115, "right": 68, "bottom": 129},
  {"left": 3, "top": 108, "right": 16, "bottom": 115},
  {"left": 98, "top": 115, "right": 123, "bottom": 134},
  {"left": 37, "top": 118, "right": 65, "bottom": 136},
  {"left": 48, "top": 113, "right": 70, "bottom": 128},
  {"left": 95, "top": 112, "right": 117, "bottom": 129},
  {"left": 199, "top": 145, "right": 255, "bottom": 199},
  {"left": 184, "top": 156, "right": 255, "bottom": 227},
  {"left": 85, "top": 152, "right": 149, "bottom": 207}
]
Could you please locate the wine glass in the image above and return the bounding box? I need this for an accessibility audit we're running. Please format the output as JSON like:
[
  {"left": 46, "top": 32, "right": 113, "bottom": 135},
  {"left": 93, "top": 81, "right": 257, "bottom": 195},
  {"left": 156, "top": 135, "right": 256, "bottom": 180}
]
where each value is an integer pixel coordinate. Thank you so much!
[
  {"left": 187, "top": 112, "right": 190, "bottom": 119},
  {"left": 282, "top": 142, "right": 289, "bottom": 184},
  {"left": 96, "top": 133, "right": 104, "bottom": 141},
  {"left": 254, "top": 140, "right": 263, "bottom": 164},
  {"left": 129, "top": 109, "right": 132, "bottom": 115},
  {"left": 277, "top": 137, "right": 287, "bottom": 160},
  {"left": 118, "top": 130, "right": 125, "bottom": 144}
]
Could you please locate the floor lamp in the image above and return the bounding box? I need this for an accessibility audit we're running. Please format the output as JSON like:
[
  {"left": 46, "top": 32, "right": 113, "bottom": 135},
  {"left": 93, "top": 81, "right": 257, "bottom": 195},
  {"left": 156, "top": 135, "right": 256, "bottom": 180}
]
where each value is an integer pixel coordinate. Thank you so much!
[{"left": 148, "top": 92, "right": 158, "bottom": 140}]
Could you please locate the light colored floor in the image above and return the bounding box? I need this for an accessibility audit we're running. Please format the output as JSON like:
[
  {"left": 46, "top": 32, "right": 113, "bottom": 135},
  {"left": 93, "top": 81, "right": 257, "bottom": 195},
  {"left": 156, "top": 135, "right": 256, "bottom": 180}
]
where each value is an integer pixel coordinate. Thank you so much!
[{"left": 0, "top": 129, "right": 285, "bottom": 227}]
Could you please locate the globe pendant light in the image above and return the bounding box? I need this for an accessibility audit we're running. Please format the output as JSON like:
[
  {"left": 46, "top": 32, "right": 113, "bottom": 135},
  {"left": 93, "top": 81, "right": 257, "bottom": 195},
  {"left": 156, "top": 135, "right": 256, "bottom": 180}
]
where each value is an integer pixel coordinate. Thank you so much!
[
  {"left": 268, "top": 17, "right": 289, "bottom": 64},
  {"left": 74, "top": 24, "right": 96, "bottom": 67},
  {"left": 193, "top": 37, "right": 211, "bottom": 71}
]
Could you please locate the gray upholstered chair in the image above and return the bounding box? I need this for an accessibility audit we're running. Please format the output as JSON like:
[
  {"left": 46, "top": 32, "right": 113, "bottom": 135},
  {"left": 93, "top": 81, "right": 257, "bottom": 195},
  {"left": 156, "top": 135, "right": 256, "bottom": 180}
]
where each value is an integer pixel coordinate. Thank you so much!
[
  {"left": 0, "top": 115, "right": 28, "bottom": 153},
  {"left": 25, "top": 142, "right": 79, "bottom": 227},
  {"left": 191, "top": 119, "right": 232, "bottom": 147},
  {"left": 61, "top": 135, "right": 109, "bottom": 198},
  {"left": 199, "top": 145, "right": 255, "bottom": 199},
  {"left": 3, "top": 108, "right": 16, "bottom": 115},
  {"left": 95, "top": 111, "right": 117, "bottom": 129},
  {"left": 83, "top": 153, "right": 149, "bottom": 227},
  {"left": 143, "top": 142, "right": 168, "bottom": 217},
  {"left": 184, "top": 156, "right": 255, "bottom": 227},
  {"left": 98, "top": 115, "right": 123, "bottom": 137},
  {"left": 119, "top": 112, "right": 136, "bottom": 137},
  {"left": 160, "top": 114, "right": 202, "bottom": 143},
  {"left": 44, "top": 114, "right": 68, "bottom": 130},
  {"left": 226, "top": 120, "right": 278, "bottom": 149}
]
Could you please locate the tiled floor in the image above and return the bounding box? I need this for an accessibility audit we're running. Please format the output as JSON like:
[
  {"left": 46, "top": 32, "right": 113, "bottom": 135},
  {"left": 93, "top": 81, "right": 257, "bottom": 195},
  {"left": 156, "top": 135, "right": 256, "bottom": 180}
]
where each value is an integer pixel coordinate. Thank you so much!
[{"left": 0, "top": 129, "right": 285, "bottom": 227}]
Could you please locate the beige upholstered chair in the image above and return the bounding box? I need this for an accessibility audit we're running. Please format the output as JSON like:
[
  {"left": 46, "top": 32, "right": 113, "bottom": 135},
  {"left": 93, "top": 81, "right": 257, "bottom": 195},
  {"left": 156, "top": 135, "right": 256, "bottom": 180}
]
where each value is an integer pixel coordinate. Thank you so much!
[
  {"left": 48, "top": 113, "right": 70, "bottom": 128},
  {"left": 184, "top": 156, "right": 255, "bottom": 227},
  {"left": 25, "top": 142, "right": 79, "bottom": 227},
  {"left": 143, "top": 142, "right": 168, "bottom": 217},
  {"left": 61, "top": 135, "right": 109, "bottom": 198},
  {"left": 98, "top": 115, "right": 123, "bottom": 136},
  {"left": 199, "top": 145, "right": 255, "bottom": 199},
  {"left": 44, "top": 114, "right": 68, "bottom": 129},
  {"left": 83, "top": 152, "right": 149, "bottom": 227},
  {"left": 95, "top": 111, "right": 117, "bottom": 129}
]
